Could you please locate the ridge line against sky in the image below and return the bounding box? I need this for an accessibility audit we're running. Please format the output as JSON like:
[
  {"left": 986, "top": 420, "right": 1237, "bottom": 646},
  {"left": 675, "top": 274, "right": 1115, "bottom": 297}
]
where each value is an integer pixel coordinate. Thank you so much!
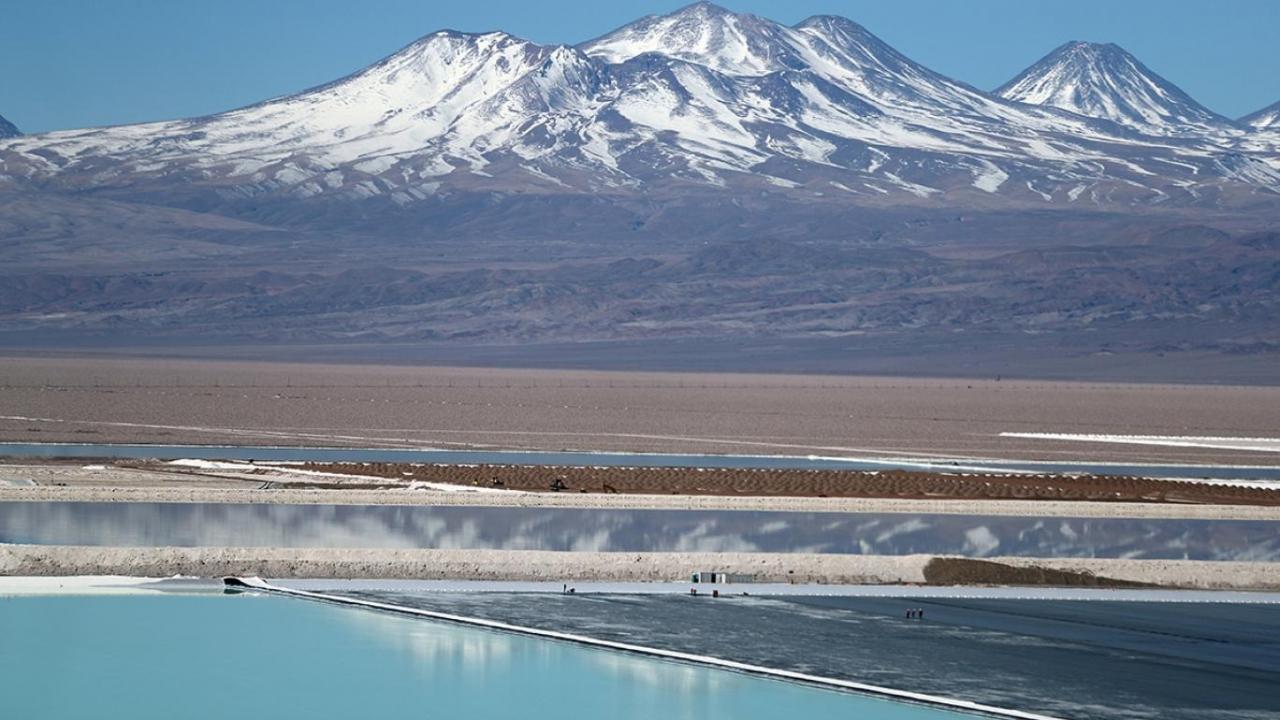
[{"left": 3, "top": 0, "right": 1279, "bottom": 134}]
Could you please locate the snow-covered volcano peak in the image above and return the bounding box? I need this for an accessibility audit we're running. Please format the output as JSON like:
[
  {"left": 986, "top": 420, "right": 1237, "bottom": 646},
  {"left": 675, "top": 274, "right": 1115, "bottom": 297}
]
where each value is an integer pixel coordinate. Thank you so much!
[
  {"left": 997, "top": 40, "right": 1232, "bottom": 135},
  {"left": 357, "top": 29, "right": 548, "bottom": 92},
  {"left": 794, "top": 15, "right": 883, "bottom": 50},
  {"left": 579, "top": 2, "right": 803, "bottom": 76},
  {"left": 668, "top": 1, "right": 734, "bottom": 18},
  {"left": 2, "top": 6, "right": 1277, "bottom": 210},
  {"left": 1064, "top": 41, "right": 1124, "bottom": 61},
  {"left": 1242, "top": 100, "right": 1280, "bottom": 131},
  {"left": 0, "top": 28, "right": 563, "bottom": 177},
  {"left": 788, "top": 13, "right": 1006, "bottom": 118},
  {"left": 276, "top": 28, "right": 554, "bottom": 125},
  {"left": 0, "top": 114, "right": 18, "bottom": 138},
  {"left": 792, "top": 14, "right": 939, "bottom": 82}
]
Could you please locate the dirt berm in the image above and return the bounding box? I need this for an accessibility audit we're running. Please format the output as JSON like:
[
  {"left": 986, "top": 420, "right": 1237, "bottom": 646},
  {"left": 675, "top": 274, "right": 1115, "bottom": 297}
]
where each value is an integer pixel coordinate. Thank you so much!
[
  {"left": 3, "top": 546, "right": 1279, "bottom": 590},
  {"left": 923, "top": 557, "right": 1155, "bottom": 587}
]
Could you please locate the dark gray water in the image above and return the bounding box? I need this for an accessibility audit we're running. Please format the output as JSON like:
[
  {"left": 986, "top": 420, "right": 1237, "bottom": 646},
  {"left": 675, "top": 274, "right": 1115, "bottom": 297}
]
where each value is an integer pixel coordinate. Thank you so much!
[
  {"left": 335, "top": 591, "right": 1280, "bottom": 720},
  {"left": 2, "top": 442, "right": 1278, "bottom": 481},
  {"left": 2, "top": 501, "right": 1276, "bottom": 560}
]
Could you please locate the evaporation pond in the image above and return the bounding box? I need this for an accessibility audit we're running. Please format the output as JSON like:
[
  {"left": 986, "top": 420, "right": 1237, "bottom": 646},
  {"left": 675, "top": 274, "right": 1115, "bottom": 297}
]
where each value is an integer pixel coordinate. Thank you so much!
[
  {"left": 0, "top": 593, "right": 977, "bottom": 720},
  {"left": 2, "top": 501, "right": 1276, "bottom": 560}
]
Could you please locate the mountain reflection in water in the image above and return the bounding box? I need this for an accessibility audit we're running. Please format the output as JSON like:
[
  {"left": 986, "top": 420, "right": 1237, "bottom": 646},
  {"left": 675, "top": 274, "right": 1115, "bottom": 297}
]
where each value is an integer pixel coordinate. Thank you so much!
[{"left": 1, "top": 502, "right": 1275, "bottom": 560}]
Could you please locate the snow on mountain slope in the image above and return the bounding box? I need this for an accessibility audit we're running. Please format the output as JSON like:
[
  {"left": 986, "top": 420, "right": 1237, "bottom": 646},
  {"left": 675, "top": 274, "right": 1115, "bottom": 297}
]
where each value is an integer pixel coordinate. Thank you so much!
[
  {"left": 588, "top": 10, "right": 1194, "bottom": 196},
  {"left": 583, "top": 6, "right": 1265, "bottom": 195},
  {"left": 1243, "top": 100, "right": 1280, "bottom": 131},
  {"left": 1238, "top": 100, "right": 1280, "bottom": 169},
  {"left": 0, "top": 3, "right": 1276, "bottom": 207},
  {"left": 590, "top": 8, "right": 1066, "bottom": 130},
  {"left": 583, "top": 2, "right": 803, "bottom": 75},
  {"left": 0, "top": 115, "right": 18, "bottom": 138},
  {"left": 0, "top": 32, "right": 552, "bottom": 183},
  {"left": 996, "top": 41, "right": 1235, "bottom": 137}
]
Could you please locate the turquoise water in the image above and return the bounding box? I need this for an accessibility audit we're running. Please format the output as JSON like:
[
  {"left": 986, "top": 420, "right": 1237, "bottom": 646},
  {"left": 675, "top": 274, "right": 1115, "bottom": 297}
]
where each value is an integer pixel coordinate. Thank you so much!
[{"left": 0, "top": 594, "right": 975, "bottom": 719}]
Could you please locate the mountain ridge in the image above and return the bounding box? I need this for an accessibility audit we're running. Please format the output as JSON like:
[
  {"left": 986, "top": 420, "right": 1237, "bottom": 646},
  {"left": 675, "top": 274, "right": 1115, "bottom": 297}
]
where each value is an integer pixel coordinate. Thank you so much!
[
  {"left": 1243, "top": 100, "right": 1280, "bottom": 130},
  {"left": 2, "top": 2, "right": 1278, "bottom": 213},
  {"left": 995, "top": 40, "right": 1238, "bottom": 137},
  {"left": 0, "top": 3, "right": 1278, "bottom": 371}
]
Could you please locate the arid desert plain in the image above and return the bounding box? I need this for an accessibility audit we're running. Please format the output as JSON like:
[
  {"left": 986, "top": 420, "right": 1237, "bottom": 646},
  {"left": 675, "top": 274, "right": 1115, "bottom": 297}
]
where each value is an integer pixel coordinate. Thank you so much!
[{"left": 2, "top": 356, "right": 1278, "bottom": 464}]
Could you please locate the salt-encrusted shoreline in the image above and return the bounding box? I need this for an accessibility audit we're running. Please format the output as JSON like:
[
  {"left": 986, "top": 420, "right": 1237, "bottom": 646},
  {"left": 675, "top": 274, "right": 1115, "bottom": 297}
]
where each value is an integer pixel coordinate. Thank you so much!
[
  {"left": 3, "top": 485, "right": 1278, "bottom": 520},
  {"left": 0, "top": 575, "right": 221, "bottom": 596},
  {"left": 4, "top": 545, "right": 1278, "bottom": 590}
]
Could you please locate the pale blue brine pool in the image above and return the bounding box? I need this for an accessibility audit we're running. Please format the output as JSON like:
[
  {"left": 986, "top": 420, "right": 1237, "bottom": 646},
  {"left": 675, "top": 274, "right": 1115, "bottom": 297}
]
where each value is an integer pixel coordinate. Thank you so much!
[{"left": 0, "top": 594, "right": 980, "bottom": 720}]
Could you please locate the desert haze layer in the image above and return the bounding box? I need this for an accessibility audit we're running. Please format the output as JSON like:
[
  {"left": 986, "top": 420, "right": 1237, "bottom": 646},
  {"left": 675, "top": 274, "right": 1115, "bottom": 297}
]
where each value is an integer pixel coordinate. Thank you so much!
[{"left": 1, "top": 356, "right": 1277, "bottom": 466}]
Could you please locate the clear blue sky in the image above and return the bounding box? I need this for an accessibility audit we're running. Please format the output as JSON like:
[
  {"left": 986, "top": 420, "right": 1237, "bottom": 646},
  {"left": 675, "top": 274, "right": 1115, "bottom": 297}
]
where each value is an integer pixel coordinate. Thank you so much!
[{"left": 3, "top": 0, "right": 1278, "bottom": 133}]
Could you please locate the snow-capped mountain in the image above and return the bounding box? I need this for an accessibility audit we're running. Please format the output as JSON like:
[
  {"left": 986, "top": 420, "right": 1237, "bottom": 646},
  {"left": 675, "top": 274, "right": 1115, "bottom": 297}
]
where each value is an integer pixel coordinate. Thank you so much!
[
  {"left": 1, "top": 2, "right": 1278, "bottom": 210},
  {"left": 996, "top": 41, "right": 1236, "bottom": 137},
  {"left": 1243, "top": 100, "right": 1280, "bottom": 130},
  {"left": 584, "top": 2, "right": 802, "bottom": 75},
  {"left": 2, "top": 3, "right": 1279, "bottom": 364},
  {"left": 1238, "top": 100, "right": 1280, "bottom": 168},
  {"left": 988, "top": 41, "right": 1239, "bottom": 140},
  {"left": 0, "top": 115, "right": 18, "bottom": 138}
]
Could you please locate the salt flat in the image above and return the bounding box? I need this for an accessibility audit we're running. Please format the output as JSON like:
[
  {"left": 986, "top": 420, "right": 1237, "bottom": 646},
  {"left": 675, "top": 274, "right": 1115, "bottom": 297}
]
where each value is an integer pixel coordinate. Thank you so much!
[
  {"left": 1002, "top": 432, "right": 1280, "bottom": 453},
  {"left": 2, "top": 356, "right": 1278, "bottom": 465}
]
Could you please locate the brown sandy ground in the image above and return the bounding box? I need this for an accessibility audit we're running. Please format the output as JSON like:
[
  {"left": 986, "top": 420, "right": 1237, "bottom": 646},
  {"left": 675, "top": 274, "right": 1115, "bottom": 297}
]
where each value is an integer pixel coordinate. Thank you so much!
[
  {"left": 2, "top": 357, "right": 1279, "bottom": 465},
  {"left": 6, "top": 460, "right": 1280, "bottom": 516},
  {"left": 294, "top": 461, "right": 1280, "bottom": 506}
]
